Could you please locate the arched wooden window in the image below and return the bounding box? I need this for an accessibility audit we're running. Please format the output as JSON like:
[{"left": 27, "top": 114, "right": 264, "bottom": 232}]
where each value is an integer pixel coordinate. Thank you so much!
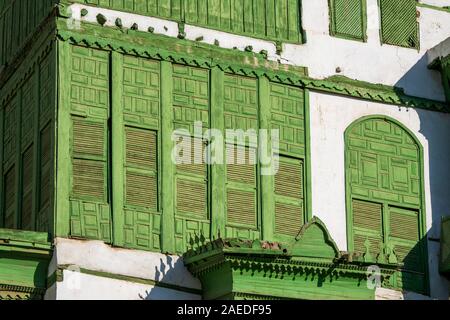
[{"left": 345, "top": 116, "right": 428, "bottom": 294}]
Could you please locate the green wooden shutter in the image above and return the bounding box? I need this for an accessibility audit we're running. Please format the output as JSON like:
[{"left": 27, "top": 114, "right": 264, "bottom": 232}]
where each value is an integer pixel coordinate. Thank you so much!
[
  {"left": 3, "top": 166, "right": 16, "bottom": 229},
  {"left": 274, "top": 157, "right": 305, "bottom": 238},
  {"left": 226, "top": 146, "right": 257, "bottom": 228},
  {"left": 329, "top": 0, "right": 366, "bottom": 41},
  {"left": 20, "top": 145, "right": 33, "bottom": 230},
  {"left": 39, "top": 124, "right": 51, "bottom": 209},
  {"left": 379, "top": 0, "right": 419, "bottom": 49},
  {"left": 352, "top": 199, "right": 383, "bottom": 258},
  {"left": 176, "top": 137, "right": 208, "bottom": 220},
  {"left": 388, "top": 206, "right": 426, "bottom": 293},
  {"left": 125, "top": 127, "right": 157, "bottom": 210},
  {"left": 72, "top": 118, "right": 107, "bottom": 201},
  {"left": 389, "top": 206, "right": 423, "bottom": 271}
]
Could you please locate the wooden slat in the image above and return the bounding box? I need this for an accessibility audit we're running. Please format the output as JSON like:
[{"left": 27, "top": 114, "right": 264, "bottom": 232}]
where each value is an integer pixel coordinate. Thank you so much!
[
  {"left": 73, "top": 118, "right": 104, "bottom": 158},
  {"left": 72, "top": 159, "right": 105, "bottom": 200},
  {"left": 126, "top": 171, "right": 157, "bottom": 209},
  {"left": 125, "top": 127, "right": 157, "bottom": 170},
  {"left": 275, "top": 202, "right": 303, "bottom": 236},
  {"left": 177, "top": 179, "right": 207, "bottom": 218},
  {"left": 352, "top": 199, "right": 382, "bottom": 232},
  {"left": 275, "top": 159, "right": 303, "bottom": 199},
  {"left": 227, "top": 189, "right": 256, "bottom": 227}
]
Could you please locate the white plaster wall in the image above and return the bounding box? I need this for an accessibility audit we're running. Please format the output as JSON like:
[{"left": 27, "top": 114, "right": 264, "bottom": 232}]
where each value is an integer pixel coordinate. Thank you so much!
[
  {"left": 419, "top": 0, "right": 450, "bottom": 7},
  {"left": 68, "top": 1, "right": 450, "bottom": 101},
  {"left": 54, "top": 270, "right": 200, "bottom": 300},
  {"left": 309, "top": 91, "right": 450, "bottom": 299},
  {"left": 53, "top": 238, "right": 201, "bottom": 290}
]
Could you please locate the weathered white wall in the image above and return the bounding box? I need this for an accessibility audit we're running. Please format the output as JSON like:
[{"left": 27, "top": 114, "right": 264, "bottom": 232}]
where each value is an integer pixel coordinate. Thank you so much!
[
  {"left": 419, "top": 0, "right": 450, "bottom": 7},
  {"left": 46, "top": 238, "right": 201, "bottom": 300},
  {"left": 52, "top": 270, "right": 199, "bottom": 300},
  {"left": 309, "top": 91, "right": 450, "bottom": 299},
  {"left": 68, "top": 1, "right": 450, "bottom": 101}
]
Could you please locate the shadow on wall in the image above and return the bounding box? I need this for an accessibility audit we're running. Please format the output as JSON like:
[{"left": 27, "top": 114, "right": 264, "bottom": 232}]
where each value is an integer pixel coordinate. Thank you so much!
[
  {"left": 138, "top": 255, "right": 199, "bottom": 300},
  {"left": 395, "top": 54, "right": 450, "bottom": 298}
]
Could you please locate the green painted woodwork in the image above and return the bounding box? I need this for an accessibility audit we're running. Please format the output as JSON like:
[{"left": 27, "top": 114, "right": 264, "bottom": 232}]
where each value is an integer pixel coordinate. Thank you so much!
[
  {"left": 69, "top": 0, "right": 303, "bottom": 44},
  {"left": 0, "top": 228, "right": 52, "bottom": 300},
  {"left": 345, "top": 116, "right": 428, "bottom": 295},
  {"left": 440, "top": 216, "right": 450, "bottom": 275},
  {"left": 329, "top": 0, "right": 367, "bottom": 42},
  {"left": 120, "top": 54, "right": 161, "bottom": 252},
  {"left": 68, "top": 46, "right": 111, "bottom": 242},
  {"left": 379, "top": 0, "right": 419, "bottom": 49},
  {"left": 184, "top": 218, "right": 398, "bottom": 300},
  {"left": 160, "top": 60, "right": 175, "bottom": 253},
  {"left": 173, "top": 64, "right": 211, "bottom": 254},
  {"left": 0, "top": 0, "right": 57, "bottom": 68},
  {"left": 55, "top": 18, "right": 447, "bottom": 112},
  {"left": 0, "top": 35, "right": 56, "bottom": 236}
]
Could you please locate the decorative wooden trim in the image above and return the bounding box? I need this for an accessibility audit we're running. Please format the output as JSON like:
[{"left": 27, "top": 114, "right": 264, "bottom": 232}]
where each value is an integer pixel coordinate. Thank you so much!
[
  {"left": 54, "top": 19, "right": 448, "bottom": 113},
  {"left": 160, "top": 61, "right": 175, "bottom": 253}
]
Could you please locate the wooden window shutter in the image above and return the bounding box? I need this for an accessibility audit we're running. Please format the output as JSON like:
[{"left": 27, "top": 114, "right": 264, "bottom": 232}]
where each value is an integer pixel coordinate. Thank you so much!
[
  {"left": 352, "top": 199, "right": 383, "bottom": 257},
  {"left": 39, "top": 124, "right": 52, "bottom": 209},
  {"left": 379, "top": 0, "right": 419, "bottom": 49},
  {"left": 125, "top": 127, "right": 158, "bottom": 210},
  {"left": 3, "top": 166, "right": 16, "bottom": 229},
  {"left": 21, "top": 145, "right": 34, "bottom": 230},
  {"left": 329, "top": 0, "right": 366, "bottom": 41},
  {"left": 226, "top": 145, "right": 257, "bottom": 228},
  {"left": 274, "top": 157, "right": 304, "bottom": 237},
  {"left": 389, "top": 206, "right": 423, "bottom": 272},
  {"left": 176, "top": 137, "right": 208, "bottom": 219},
  {"left": 71, "top": 117, "right": 106, "bottom": 201}
]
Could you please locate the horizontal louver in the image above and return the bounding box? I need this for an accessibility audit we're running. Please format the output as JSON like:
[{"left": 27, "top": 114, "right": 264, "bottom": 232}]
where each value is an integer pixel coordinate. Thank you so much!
[
  {"left": 72, "top": 159, "right": 105, "bottom": 200},
  {"left": 274, "top": 157, "right": 305, "bottom": 238},
  {"left": 275, "top": 202, "right": 303, "bottom": 237},
  {"left": 389, "top": 207, "right": 419, "bottom": 242},
  {"left": 389, "top": 206, "right": 423, "bottom": 273},
  {"left": 352, "top": 199, "right": 383, "bottom": 256},
  {"left": 73, "top": 119, "right": 104, "bottom": 158},
  {"left": 125, "top": 127, "right": 158, "bottom": 211},
  {"left": 4, "top": 166, "right": 16, "bottom": 229},
  {"left": 177, "top": 179, "right": 207, "bottom": 218},
  {"left": 226, "top": 146, "right": 256, "bottom": 185},
  {"left": 227, "top": 189, "right": 256, "bottom": 227},
  {"left": 275, "top": 159, "right": 303, "bottom": 199},
  {"left": 21, "top": 146, "right": 34, "bottom": 230},
  {"left": 125, "top": 128, "right": 157, "bottom": 170},
  {"left": 353, "top": 199, "right": 382, "bottom": 231},
  {"left": 354, "top": 233, "right": 382, "bottom": 257},
  {"left": 177, "top": 137, "right": 206, "bottom": 176},
  {"left": 126, "top": 172, "right": 156, "bottom": 209}
]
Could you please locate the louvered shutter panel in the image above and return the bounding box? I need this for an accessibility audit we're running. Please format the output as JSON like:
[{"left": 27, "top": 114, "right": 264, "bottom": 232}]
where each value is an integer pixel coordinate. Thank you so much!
[
  {"left": 330, "top": 0, "right": 366, "bottom": 41},
  {"left": 176, "top": 137, "right": 208, "bottom": 219},
  {"left": 3, "top": 166, "right": 16, "bottom": 229},
  {"left": 379, "top": 0, "right": 418, "bottom": 48},
  {"left": 274, "top": 157, "right": 304, "bottom": 237},
  {"left": 226, "top": 145, "right": 257, "bottom": 228},
  {"left": 39, "top": 124, "right": 51, "bottom": 208},
  {"left": 125, "top": 127, "right": 158, "bottom": 210},
  {"left": 21, "top": 146, "right": 33, "bottom": 230},
  {"left": 389, "top": 206, "right": 423, "bottom": 271},
  {"left": 72, "top": 118, "right": 106, "bottom": 201},
  {"left": 352, "top": 199, "right": 383, "bottom": 256}
]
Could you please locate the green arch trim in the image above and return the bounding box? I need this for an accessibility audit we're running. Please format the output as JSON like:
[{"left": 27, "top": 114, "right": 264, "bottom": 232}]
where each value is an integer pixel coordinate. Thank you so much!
[{"left": 344, "top": 114, "right": 430, "bottom": 294}]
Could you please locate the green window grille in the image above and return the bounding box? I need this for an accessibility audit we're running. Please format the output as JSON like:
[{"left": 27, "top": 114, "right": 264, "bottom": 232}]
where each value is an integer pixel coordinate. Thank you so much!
[
  {"left": 329, "top": 0, "right": 367, "bottom": 41},
  {"left": 379, "top": 0, "right": 419, "bottom": 49}
]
